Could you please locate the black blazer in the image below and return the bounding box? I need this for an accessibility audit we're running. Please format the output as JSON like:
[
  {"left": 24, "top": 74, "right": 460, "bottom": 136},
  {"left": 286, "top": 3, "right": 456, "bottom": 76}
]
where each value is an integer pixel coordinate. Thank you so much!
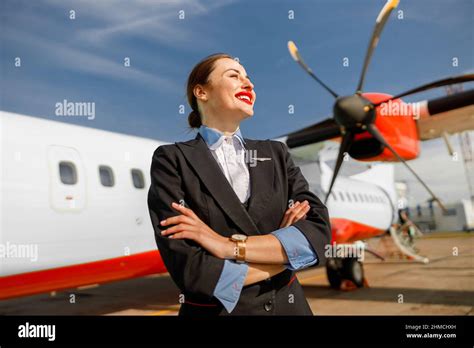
[{"left": 147, "top": 133, "right": 331, "bottom": 315}]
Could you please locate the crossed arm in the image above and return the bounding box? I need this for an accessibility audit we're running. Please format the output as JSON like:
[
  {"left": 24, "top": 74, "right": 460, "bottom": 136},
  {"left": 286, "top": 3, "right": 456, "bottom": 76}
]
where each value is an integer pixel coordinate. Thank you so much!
[{"left": 160, "top": 200, "right": 311, "bottom": 286}]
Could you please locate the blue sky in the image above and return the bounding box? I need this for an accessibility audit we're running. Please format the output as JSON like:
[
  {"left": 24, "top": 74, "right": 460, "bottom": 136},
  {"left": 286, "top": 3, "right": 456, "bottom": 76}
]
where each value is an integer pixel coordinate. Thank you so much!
[
  {"left": 2, "top": 0, "right": 472, "bottom": 141},
  {"left": 1, "top": 0, "right": 473, "bottom": 204}
]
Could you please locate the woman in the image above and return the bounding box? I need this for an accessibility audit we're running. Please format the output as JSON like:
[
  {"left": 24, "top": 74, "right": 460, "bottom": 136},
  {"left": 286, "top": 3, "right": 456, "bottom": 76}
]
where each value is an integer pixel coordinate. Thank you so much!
[{"left": 147, "top": 53, "right": 331, "bottom": 316}]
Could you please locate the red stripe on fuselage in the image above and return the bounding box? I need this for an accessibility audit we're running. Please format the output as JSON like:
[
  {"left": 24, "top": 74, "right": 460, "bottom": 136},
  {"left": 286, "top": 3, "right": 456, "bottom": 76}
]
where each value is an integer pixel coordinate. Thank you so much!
[{"left": 0, "top": 250, "right": 167, "bottom": 300}]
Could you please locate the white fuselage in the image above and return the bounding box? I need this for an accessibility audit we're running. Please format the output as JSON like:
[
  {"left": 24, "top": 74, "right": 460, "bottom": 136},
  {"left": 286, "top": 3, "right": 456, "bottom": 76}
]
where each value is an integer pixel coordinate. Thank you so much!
[
  {"left": 0, "top": 111, "right": 395, "bottom": 279},
  {"left": 1, "top": 112, "right": 164, "bottom": 277}
]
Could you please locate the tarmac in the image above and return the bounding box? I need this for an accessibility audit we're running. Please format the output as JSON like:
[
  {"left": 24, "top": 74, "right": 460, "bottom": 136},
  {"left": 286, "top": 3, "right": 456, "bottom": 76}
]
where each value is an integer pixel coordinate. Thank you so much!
[{"left": 0, "top": 232, "right": 472, "bottom": 316}]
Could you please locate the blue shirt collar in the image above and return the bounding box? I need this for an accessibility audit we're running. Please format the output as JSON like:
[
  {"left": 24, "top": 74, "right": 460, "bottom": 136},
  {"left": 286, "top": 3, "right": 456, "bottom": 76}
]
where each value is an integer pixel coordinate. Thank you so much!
[{"left": 198, "top": 125, "right": 246, "bottom": 149}]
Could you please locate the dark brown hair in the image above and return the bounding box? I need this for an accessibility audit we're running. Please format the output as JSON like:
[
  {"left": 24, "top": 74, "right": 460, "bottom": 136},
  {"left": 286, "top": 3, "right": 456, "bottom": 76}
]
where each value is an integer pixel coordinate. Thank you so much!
[{"left": 186, "top": 53, "right": 234, "bottom": 128}]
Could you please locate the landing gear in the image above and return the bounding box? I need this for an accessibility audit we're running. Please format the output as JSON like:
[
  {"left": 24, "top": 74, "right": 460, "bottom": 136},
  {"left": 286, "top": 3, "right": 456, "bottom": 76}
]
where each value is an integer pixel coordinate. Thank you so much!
[
  {"left": 326, "top": 257, "right": 365, "bottom": 289},
  {"left": 326, "top": 259, "right": 342, "bottom": 289},
  {"left": 342, "top": 258, "right": 364, "bottom": 287}
]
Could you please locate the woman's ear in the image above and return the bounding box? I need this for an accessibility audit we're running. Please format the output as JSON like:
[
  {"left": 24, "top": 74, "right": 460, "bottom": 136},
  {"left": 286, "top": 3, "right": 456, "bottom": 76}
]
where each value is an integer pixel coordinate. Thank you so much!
[{"left": 194, "top": 84, "right": 208, "bottom": 102}]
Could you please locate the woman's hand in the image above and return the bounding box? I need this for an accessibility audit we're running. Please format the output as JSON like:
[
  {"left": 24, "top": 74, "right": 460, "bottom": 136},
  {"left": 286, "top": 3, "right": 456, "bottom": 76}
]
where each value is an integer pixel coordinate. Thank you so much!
[
  {"left": 160, "top": 202, "right": 233, "bottom": 259},
  {"left": 279, "top": 200, "right": 310, "bottom": 228}
]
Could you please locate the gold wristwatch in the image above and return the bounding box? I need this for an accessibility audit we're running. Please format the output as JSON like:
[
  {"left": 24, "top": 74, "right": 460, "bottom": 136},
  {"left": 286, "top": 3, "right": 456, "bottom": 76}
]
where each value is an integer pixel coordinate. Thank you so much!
[{"left": 230, "top": 234, "right": 248, "bottom": 263}]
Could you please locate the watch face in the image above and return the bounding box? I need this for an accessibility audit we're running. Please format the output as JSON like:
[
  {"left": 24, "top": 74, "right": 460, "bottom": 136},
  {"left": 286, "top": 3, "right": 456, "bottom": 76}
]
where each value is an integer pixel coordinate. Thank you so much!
[{"left": 232, "top": 234, "right": 247, "bottom": 242}]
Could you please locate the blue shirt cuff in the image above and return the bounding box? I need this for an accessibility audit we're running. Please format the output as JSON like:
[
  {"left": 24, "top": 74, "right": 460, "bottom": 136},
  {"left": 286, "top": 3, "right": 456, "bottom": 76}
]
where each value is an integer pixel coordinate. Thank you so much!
[
  {"left": 272, "top": 226, "right": 318, "bottom": 271},
  {"left": 213, "top": 260, "right": 249, "bottom": 313}
]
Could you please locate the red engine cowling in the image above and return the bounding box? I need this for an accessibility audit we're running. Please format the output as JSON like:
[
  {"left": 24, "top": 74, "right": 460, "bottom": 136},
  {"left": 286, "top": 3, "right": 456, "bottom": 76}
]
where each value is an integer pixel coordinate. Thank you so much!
[{"left": 348, "top": 93, "right": 420, "bottom": 162}]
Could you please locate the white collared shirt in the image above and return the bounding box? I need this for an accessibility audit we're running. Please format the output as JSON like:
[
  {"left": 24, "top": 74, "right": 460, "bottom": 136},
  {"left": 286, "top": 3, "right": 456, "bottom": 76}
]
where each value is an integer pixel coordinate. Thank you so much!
[{"left": 198, "top": 125, "right": 250, "bottom": 203}]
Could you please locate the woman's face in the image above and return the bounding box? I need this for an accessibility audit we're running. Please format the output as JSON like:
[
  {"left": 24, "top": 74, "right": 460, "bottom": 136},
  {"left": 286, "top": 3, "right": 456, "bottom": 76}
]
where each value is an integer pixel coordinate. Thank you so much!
[{"left": 198, "top": 58, "right": 256, "bottom": 121}]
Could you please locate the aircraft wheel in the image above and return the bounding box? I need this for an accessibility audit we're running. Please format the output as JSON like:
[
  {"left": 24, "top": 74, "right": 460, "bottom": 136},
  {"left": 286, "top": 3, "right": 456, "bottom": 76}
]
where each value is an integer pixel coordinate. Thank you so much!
[
  {"left": 342, "top": 258, "right": 364, "bottom": 288},
  {"left": 326, "top": 258, "right": 342, "bottom": 289}
]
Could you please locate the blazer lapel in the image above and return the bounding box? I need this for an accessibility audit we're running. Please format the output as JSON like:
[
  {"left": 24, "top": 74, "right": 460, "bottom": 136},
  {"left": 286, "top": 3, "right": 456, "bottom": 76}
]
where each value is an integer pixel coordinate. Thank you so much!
[
  {"left": 244, "top": 138, "right": 275, "bottom": 226},
  {"left": 176, "top": 133, "right": 261, "bottom": 235}
]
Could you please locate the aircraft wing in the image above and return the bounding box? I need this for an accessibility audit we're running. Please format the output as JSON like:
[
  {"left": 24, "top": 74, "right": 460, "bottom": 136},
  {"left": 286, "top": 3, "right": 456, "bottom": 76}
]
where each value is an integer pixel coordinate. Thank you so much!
[
  {"left": 276, "top": 89, "right": 474, "bottom": 149},
  {"left": 415, "top": 89, "right": 474, "bottom": 140}
]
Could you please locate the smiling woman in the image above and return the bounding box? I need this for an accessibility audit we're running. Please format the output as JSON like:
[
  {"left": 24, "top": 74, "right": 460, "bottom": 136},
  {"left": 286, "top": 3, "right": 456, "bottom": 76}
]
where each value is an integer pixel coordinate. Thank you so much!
[{"left": 147, "top": 53, "right": 331, "bottom": 316}]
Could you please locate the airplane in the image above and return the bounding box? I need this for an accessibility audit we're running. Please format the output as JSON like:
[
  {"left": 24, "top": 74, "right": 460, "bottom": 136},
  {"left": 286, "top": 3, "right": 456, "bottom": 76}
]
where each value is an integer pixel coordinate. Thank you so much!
[
  {"left": 0, "top": 110, "right": 424, "bottom": 299},
  {"left": 278, "top": 0, "right": 474, "bottom": 287},
  {"left": 1, "top": 0, "right": 473, "bottom": 300}
]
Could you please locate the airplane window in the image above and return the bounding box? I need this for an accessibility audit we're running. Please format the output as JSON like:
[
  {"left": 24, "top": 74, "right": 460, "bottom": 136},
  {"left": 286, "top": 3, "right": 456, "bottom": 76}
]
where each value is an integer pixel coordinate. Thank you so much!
[
  {"left": 59, "top": 161, "right": 77, "bottom": 185},
  {"left": 338, "top": 191, "right": 345, "bottom": 202},
  {"left": 352, "top": 193, "right": 358, "bottom": 202},
  {"left": 358, "top": 193, "right": 364, "bottom": 202},
  {"left": 345, "top": 192, "right": 352, "bottom": 202},
  {"left": 131, "top": 169, "right": 145, "bottom": 189},
  {"left": 364, "top": 194, "right": 370, "bottom": 202},
  {"left": 99, "top": 165, "right": 115, "bottom": 187},
  {"left": 331, "top": 192, "right": 337, "bottom": 201}
]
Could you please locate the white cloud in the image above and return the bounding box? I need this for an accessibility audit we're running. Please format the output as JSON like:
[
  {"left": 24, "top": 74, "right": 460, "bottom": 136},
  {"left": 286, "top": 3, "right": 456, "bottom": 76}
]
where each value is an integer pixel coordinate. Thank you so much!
[
  {"left": 3, "top": 26, "right": 180, "bottom": 92},
  {"left": 44, "top": 0, "right": 237, "bottom": 47}
]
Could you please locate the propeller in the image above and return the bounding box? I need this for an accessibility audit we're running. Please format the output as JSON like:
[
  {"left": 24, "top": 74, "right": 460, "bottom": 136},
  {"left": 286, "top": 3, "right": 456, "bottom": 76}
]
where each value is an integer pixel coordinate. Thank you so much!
[{"left": 286, "top": 0, "right": 457, "bottom": 211}]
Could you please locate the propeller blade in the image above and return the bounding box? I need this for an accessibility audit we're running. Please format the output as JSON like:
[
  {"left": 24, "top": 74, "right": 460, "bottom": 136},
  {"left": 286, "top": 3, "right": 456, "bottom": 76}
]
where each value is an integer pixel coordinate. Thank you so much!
[
  {"left": 287, "top": 41, "right": 339, "bottom": 98},
  {"left": 366, "top": 124, "right": 447, "bottom": 212},
  {"left": 283, "top": 118, "right": 341, "bottom": 148},
  {"left": 356, "top": 0, "right": 399, "bottom": 92},
  {"left": 325, "top": 131, "right": 354, "bottom": 204},
  {"left": 374, "top": 74, "right": 474, "bottom": 106}
]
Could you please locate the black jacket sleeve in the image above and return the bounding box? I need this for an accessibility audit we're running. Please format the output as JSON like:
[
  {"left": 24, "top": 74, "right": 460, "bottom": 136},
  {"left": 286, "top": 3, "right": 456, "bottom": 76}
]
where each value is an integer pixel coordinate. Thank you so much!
[
  {"left": 147, "top": 145, "right": 225, "bottom": 299},
  {"left": 279, "top": 141, "right": 332, "bottom": 266}
]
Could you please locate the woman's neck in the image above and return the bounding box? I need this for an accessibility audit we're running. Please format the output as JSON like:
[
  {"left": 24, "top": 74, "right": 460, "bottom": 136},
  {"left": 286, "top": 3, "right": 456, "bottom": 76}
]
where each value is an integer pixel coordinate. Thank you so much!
[{"left": 202, "top": 120, "right": 240, "bottom": 136}]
